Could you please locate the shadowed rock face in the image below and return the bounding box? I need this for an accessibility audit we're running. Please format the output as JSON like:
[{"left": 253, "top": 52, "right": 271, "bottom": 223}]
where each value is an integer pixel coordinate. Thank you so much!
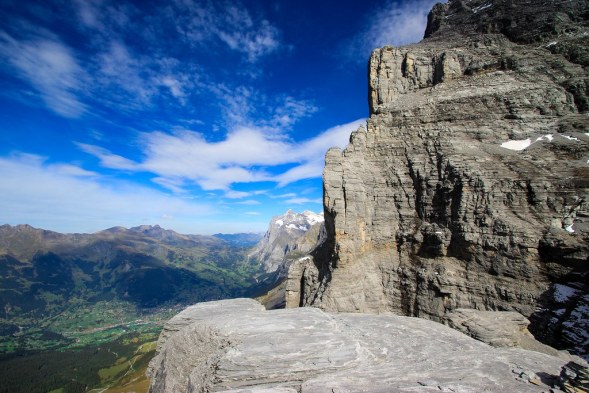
[
  {"left": 287, "top": 0, "right": 589, "bottom": 358},
  {"left": 147, "top": 298, "right": 578, "bottom": 393}
]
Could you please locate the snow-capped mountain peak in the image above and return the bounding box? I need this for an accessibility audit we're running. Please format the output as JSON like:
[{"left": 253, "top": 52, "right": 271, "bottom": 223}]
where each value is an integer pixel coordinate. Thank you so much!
[
  {"left": 271, "top": 210, "right": 323, "bottom": 232},
  {"left": 250, "top": 209, "right": 325, "bottom": 274}
]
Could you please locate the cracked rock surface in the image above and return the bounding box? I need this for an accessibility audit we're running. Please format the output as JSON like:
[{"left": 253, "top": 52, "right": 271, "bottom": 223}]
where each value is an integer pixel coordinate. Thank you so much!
[{"left": 148, "top": 298, "right": 578, "bottom": 393}]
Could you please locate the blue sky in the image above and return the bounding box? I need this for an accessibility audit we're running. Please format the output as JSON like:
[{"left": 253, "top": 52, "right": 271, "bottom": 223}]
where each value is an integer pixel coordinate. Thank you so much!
[{"left": 0, "top": 0, "right": 441, "bottom": 234}]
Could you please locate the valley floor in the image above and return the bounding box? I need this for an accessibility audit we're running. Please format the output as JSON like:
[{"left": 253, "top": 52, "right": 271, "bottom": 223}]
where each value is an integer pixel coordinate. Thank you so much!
[{"left": 0, "top": 302, "right": 179, "bottom": 393}]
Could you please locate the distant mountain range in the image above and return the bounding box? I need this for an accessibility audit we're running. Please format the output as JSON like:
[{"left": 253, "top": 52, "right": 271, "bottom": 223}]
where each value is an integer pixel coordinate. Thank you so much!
[
  {"left": 0, "top": 223, "right": 265, "bottom": 308},
  {"left": 0, "top": 216, "right": 319, "bottom": 392},
  {"left": 0, "top": 224, "right": 264, "bottom": 350},
  {"left": 213, "top": 232, "right": 264, "bottom": 247},
  {"left": 0, "top": 215, "right": 328, "bottom": 354}
]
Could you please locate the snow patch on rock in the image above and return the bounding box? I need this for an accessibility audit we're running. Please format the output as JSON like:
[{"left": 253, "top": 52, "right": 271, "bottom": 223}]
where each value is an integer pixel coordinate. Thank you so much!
[
  {"left": 501, "top": 138, "right": 531, "bottom": 150},
  {"left": 561, "top": 135, "right": 580, "bottom": 142}
]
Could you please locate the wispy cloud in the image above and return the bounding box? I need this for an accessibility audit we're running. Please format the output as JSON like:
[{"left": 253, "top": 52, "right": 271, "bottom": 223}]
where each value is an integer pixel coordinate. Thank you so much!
[
  {"left": 284, "top": 197, "right": 322, "bottom": 205},
  {"left": 271, "top": 96, "right": 318, "bottom": 128},
  {"left": 151, "top": 177, "right": 186, "bottom": 193},
  {"left": 216, "top": 11, "right": 280, "bottom": 62},
  {"left": 224, "top": 190, "right": 253, "bottom": 199},
  {"left": 346, "top": 0, "right": 444, "bottom": 59},
  {"left": 210, "top": 84, "right": 317, "bottom": 129},
  {"left": 91, "top": 40, "right": 200, "bottom": 111},
  {"left": 1, "top": 0, "right": 284, "bottom": 119},
  {"left": 0, "top": 153, "right": 212, "bottom": 233},
  {"left": 171, "top": 0, "right": 282, "bottom": 62},
  {"left": 272, "top": 193, "right": 297, "bottom": 199},
  {"left": 76, "top": 142, "right": 140, "bottom": 170},
  {"left": 273, "top": 120, "right": 366, "bottom": 186},
  {"left": 0, "top": 32, "right": 87, "bottom": 117},
  {"left": 79, "top": 118, "right": 367, "bottom": 191},
  {"left": 237, "top": 200, "right": 261, "bottom": 206},
  {"left": 73, "top": 0, "right": 110, "bottom": 31}
]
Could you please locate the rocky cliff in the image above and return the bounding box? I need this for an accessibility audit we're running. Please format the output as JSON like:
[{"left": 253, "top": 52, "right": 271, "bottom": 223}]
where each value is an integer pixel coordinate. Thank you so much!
[{"left": 288, "top": 0, "right": 589, "bottom": 358}]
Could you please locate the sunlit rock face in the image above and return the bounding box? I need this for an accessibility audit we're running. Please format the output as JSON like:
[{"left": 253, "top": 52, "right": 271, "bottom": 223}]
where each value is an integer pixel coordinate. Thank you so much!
[
  {"left": 147, "top": 298, "right": 575, "bottom": 393},
  {"left": 288, "top": 0, "right": 589, "bottom": 358}
]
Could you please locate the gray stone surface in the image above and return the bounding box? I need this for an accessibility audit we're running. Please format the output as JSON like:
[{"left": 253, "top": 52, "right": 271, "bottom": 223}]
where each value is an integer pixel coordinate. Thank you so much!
[
  {"left": 287, "top": 0, "right": 589, "bottom": 358},
  {"left": 148, "top": 298, "right": 581, "bottom": 393},
  {"left": 443, "top": 308, "right": 583, "bottom": 360}
]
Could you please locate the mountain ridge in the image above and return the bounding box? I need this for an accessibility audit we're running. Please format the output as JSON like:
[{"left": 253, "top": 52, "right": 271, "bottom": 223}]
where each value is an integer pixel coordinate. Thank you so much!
[{"left": 0, "top": 222, "right": 262, "bottom": 354}]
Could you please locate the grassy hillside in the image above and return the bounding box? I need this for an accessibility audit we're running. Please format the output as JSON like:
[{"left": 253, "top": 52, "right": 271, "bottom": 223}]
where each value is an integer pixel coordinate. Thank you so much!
[{"left": 0, "top": 224, "right": 264, "bottom": 392}]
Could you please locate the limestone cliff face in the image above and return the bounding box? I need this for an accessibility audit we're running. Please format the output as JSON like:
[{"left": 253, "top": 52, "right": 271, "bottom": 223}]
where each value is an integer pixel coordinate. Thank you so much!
[{"left": 289, "top": 0, "right": 589, "bottom": 358}]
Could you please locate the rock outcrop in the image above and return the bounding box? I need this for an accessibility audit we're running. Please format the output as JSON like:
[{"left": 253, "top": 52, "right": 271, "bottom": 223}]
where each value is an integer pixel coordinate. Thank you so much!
[
  {"left": 287, "top": 0, "right": 589, "bottom": 359},
  {"left": 148, "top": 298, "right": 582, "bottom": 393}
]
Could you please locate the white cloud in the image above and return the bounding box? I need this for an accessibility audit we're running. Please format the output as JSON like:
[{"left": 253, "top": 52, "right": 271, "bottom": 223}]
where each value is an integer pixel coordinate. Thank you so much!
[
  {"left": 152, "top": 177, "right": 186, "bottom": 193},
  {"left": 173, "top": 0, "right": 282, "bottom": 62},
  {"left": 225, "top": 190, "right": 252, "bottom": 199},
  {"left": 218, "top": 18, "right": 280, "bottom": 62},
  {"left": 0, "top": 28, "right": 194, "bottom": 118},
  {"left": 274, "top": 162, "right": 324, "bottom": 187},
  {"left": 80, "top": 118, "right": 366, "bottom": 191},
  {"left": 273, "top": 193, "right": 297, "bottom": 199},
  {"left": 271, "top": 96, "right": 318, "bottom": 128},
  {"left": 0, "top": 33, "right": 87, "bottom": 117},
  {"left": 161, "top": 76, "right": 186, "bottom": 101},
  {"left": 1, "top": 0, "right": 284, "bottom": 120},
  {"left": 0, "top": 153, "right": 213, "bottom": 233},
  {"left": 94, "top": 41, "right": 194, "bottom": 109},
  {"left": 210, "top": 84, "right": 316, "bottom": 129},
  {"left": 274, "top": 119, "right": 367, "bottom": 186},
  {"left": 76, "top": 142, "right": 140, "bottom": 170},
  {"left": 73, "top": 0, "right": 104, "bottom": 30},
  {"left": 237, "top": 200, "right": 261, "bottom": 206},
  {"left": 49, "top": 163, "right": 99, "bottom": 177},
  {"left": 284, "top": 197, "right": 322, "bottom": 205},
  {"left": 347, "top": 0, "right": 444, "bottom": 58}
]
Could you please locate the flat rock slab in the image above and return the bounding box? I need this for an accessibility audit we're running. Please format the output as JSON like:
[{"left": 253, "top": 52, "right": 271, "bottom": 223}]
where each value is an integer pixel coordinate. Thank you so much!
[{"left": 148, "top": 299, "right": 571, "bottom": 393}]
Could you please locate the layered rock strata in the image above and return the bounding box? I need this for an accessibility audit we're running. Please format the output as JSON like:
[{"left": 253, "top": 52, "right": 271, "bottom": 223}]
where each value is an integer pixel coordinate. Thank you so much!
[
  {"left": 288, "top": 0, "right": 589, "bottom": 358},
  {"left": 148, "top": 298, "right": 578, "bottom": 393}
]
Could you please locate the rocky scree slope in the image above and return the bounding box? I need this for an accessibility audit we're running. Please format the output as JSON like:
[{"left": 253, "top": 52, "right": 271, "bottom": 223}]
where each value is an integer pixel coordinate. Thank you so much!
[{"left": 286, "top": 0, "right": 589, "bottom": 359}]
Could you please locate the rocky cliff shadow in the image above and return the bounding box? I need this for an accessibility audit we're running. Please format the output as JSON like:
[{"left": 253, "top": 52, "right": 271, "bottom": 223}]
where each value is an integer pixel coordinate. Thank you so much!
[
  {"left": 529, "top": 232, "right": 589, "bottom": 360},
  {"left": 536, "top": 371, "right": 560, "bottom": 388}
]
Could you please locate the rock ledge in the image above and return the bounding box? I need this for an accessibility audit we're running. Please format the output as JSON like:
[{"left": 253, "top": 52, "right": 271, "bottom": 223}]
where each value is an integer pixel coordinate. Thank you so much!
[{"left": 148, "top": 298, "right": 580, "bottom": 393}]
